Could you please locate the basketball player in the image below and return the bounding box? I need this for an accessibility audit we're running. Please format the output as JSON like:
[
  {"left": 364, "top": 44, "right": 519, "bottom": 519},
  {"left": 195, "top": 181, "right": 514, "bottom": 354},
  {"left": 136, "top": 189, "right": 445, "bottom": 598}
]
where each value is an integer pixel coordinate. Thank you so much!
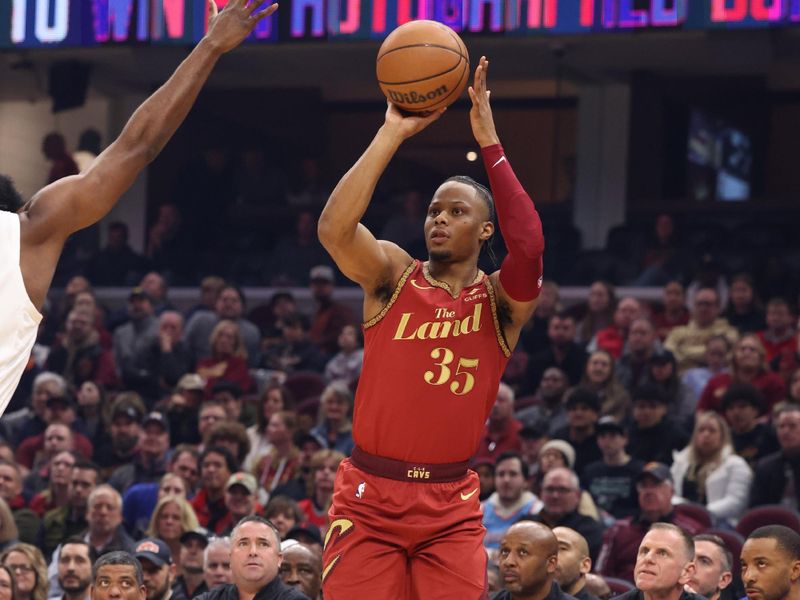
[
  {"left": 318, "top": 57, "right": 544, "bottom": 599},
  {"left": 0, "top": 0, "right": 277, "bottom": 411}
]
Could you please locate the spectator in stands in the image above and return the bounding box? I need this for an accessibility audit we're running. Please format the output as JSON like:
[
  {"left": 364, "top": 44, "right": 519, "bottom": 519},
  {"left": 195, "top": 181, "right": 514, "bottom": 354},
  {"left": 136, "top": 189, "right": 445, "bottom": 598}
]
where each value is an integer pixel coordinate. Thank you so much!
[
  {"left": 93, "top": 395, "right": 144, "bottom": 478},
  {"left": 267, "top": 209, "right": 330, "bottom": 287},
  {"left": 184, "top": 285, "right": 261, "bottom": 368},
  {"left": 108, "top": 411, "right": 170, "bottom": 494},
  {"left": 741, "top": 525, "right": 800, "bottom": 600},
  {"left": 55, "top": 536, "right": 96, "bottom": 600},
  {"left": 493, "top": 521, "right": 565, "bottom": 600},
  {"left": 243, "top": 383, "right": 294, "bottom": 472},
  {"left": 203, "top": 536, "right": 232, "bottom": 592},
  {"left": 219, "top": 473, "right": 262, "bottom": 536},
  {"left": 146, "top": 204, "right": 195, "bottom": 284},
  {"left": 473, "top": 457, "right": 496, "bottom": 502},
  {"left": 81, "top": 485, "right": 136, "bottom": 556},
  {"left": 757, "top": 297, "right": 798, "bottom": 380},
  {"left": 191, "top": 447, "right": 236, "bottom": 535},
  {"left": 174, "top": 528, "right": 210, "bottom": 598},
  {"left": 145, "top": 495, "right": 199, "bottom": 569},
  {"left": 28, "top": 449, "right": 75, "bottom": 516},
  {"left": 724, "top": 274, "right": 765, "bottom": 334},
  {"left": 0, "top": 499, "right": 18, "bottom": 553},
  {"left": 146, "top": 311, "right": 193, "bottom": 398},
  {"left": 595, "top": 463, "right": 705, "bottom": 582},
  {"left": 652, "top": 281, "right": 690, "bottom": 342},
  {"left": 583, "top": 416, "right": 644, "bottom": 521},
  {"left": 253, "top": 411, "right": 301, "bottom": 495},
  {"left": 617, "top": 317, "right": 662, "bottom": 395},
  {"left": 575, "top": 281, "right": 617, "bottom": 348},
  {"left": 197, "top": 400, "right": 228, "bottom": 446},
  {"left": 123, "top": 470, "right": 188, "bottom": 540},
  {"left": 0, "top": 460, "right": 40, "bottom": 544},
  {"left": 134, "top": 537, "right": 179, "bottom": 600},
  {"left": 520, "top": 279, "right": 561, "bottom": 355},
  {"left": 24, "top": 423, "right": 76, "bottom": 487},
  {"left": 72, "top": 127, "right": 101, "bottom": 173},
  {"left": 516, "top": 367, "right": 569, "bottom": 436},
  {"left": 46, "top": 308, "right": 117, "bottom": 389},
  {"left": 634, "top": 214, "right": 684, "bottom": 287},
  {"left": 297, "top": 450, "right": 344, "bottom": 537},
  {"left": 476, "top": 383, "right": 522, "bottom": 462},
  {"left": 682, "top": 335, "right": 732, "bottom": 413},
  {"left": 589, "top": 297, "right": 643, "bottom": 360},
  {"left": 75, "top": 380, "right": 106, "bottom": 449},
  {"left": 2, "top": 372, "right": 65, "bottom": 446},
  {"left": 308, "top": 265, "right": 356, "bottom": 357},
  {"left": 0, "top": 542, "right": 47, "bottom": 600},
  {"left": 526, "top": 312, "right": 588, "bottom": 392},
  {"left": 196, "top": 320, "right": 255, "bottom": 398},
  {"left": 139, "top": 272, "right": 176, "bottom": 316},
  {"left": 72, "top": 290, "right": 112, "bottom": 351},
  {"left": 664, "top": 287, "right": 738, "bottom": 374},
  {"left": 261, "top": 314, "right": 327, "bottom": 375},
  {"left": 580, "top": 350, "right": 631, "bottom": 422},
  {"left": 670, "top": 411, "right": 752, "bottom": 523},
  {"left": 0, "top": 564, "right": 13, "bottom": 600},
  {"left": 41, "top": 461, "right": 98, "bottom": 559},
  {"left": 85, "top": 221, "right": 147, "bottom": 286},
  {"left": 43, "top": 131, "right": 78, "bottom": 183},
  {"left": 310, "top": 382, "right": 354, "bottom": 456},
  {"left": 750, "top": 404, "right": 800, "bottom": 508},
  {"left": 114, "top": 286, "right": 160, "bottom": 398},
  {"left": 17, "top": 398, "right": 94, "bottom": 473},
  {"left": 553, "top": 388, "right": 602, "bottom": 477},
  {"left": 210, "top": 380, "right": 256, "bottom": 428},
  {"left": 324, "top": 324, "right": 364, "bottom": 384},
  {"left": 697, "top": 334, "right": 785, "bottom": 416},
  {"left": 627, "top": 384, "right": 689, "bottom": 466},
  {"left": 645, "top": 349, "right": 693, "bottom": 423},
  {"left": 250, "top": 291, "right": 298, "bottom": 352},
  {"left": 532, "top": 467, "right": 605, "bottom": 562},
  {"left": 482, "top": 452, "right": 542, "bottom": 551},
  {"left": 162, "top": 374, "right": 204, "bottom": 446},
  {"left": 690, "top": 534, "right": 734, "bottom": 600},
  {"left": 722, "top": 384, "right": 778, "bottom": 468},
  {"left": 532, "top": 440, "right": 575, "bottom": 497},
  {"left": 186, "top": 276, "right": 226, "bottom": 323},
  {"left": 264, "top": 496, "right": 304, "bottom": 540},
  {"left": 553, "top": 526, "right": 599, "bottom": 600},
  {"left": 279, "top": 541, "right": 322, "bottom": 600},
  {"left": 205, "top": 421, "right": 251, "bottom": 471}
]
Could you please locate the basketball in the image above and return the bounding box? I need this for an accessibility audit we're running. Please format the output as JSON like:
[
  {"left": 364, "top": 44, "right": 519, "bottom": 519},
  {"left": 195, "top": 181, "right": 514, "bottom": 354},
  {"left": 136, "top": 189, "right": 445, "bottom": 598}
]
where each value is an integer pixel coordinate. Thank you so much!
[{"left": 376, "top": 20, "right": 470, "bottom": 114}]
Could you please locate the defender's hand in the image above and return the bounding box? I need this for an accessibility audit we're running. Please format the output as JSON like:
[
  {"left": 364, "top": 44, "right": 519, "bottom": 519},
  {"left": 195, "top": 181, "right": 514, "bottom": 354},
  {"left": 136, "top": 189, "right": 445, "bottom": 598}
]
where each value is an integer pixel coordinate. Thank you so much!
[
  {"left": 205, "top": 0, "right": 278, "bottom": 54},
  {"left": 468, "top": 56, "right": 500, "bottom": 148}
]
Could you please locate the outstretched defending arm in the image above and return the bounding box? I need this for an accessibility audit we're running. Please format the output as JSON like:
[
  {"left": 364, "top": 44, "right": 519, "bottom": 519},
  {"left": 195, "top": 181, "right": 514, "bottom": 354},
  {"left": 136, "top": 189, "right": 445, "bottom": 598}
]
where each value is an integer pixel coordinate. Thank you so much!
[
  {"left": 318, "top": 103, "right": 444, "bottom": 295},
  {"left": 469, "top": 57, "right": 544, "bottom": 338},
  {"left": 23, "top": 0, "right": 277, "bottom": 244}
]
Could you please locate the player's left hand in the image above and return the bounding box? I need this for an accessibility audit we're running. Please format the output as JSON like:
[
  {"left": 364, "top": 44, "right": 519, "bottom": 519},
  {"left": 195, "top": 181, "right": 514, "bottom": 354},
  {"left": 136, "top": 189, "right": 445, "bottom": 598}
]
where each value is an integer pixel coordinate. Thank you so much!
[
  {"left": 205, "top": 0, "right": 278, "bottom": 54},
  {"left": 468, "top": 56, "right": 500, "bottom": 148}
]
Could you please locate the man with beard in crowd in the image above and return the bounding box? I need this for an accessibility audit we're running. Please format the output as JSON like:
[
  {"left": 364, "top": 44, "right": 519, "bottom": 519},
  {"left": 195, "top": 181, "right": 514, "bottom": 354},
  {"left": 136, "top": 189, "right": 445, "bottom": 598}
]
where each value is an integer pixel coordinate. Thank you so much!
[
  {"left": 173, "top": 528, "right": 210, "bottom": 599},
  {"left": 553, "top": 527, "right": 600, "bottom": 600},
  {"left": 134, "top": 537, "right": 185, "bottom": 600},
  {"left": 56, "top": 537, "right": 96, "bottom": 600},
  {"left": 42, "top": 460, "right": 98, "bottom": 558},
  {"left": 95, "top": 398, "right": 145, "bottom": 479}
]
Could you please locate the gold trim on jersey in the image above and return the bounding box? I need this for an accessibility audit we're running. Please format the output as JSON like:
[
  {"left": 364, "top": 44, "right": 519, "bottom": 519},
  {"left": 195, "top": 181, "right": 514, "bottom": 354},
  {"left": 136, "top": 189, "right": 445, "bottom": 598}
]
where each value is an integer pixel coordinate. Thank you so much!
[
  {"left": 363, "top": 261, "right": 416, "bottom": 330},
  {"left": 422, "top": 262, "right": 484, "bottom": 299},
  {"left": 485, "top": 278, "right": 512, "bottom": 358}
]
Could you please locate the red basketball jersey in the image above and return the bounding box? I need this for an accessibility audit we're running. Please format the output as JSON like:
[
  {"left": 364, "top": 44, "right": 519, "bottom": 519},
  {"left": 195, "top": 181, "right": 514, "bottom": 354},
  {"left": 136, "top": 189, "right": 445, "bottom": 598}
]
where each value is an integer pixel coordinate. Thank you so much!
[{"left": 354, "top": 260, "right": 511, "bottom": 463}]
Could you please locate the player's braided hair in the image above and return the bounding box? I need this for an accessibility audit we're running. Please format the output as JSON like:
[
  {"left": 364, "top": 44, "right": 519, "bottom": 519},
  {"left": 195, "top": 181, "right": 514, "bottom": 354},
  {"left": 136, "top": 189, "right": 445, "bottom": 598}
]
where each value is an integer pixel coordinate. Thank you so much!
[
  {"left": 0, "top": 175, "right": 23, "bottom": 213},
  {"left": 444, "top": 175, "right": 499, "bottom": 268}
]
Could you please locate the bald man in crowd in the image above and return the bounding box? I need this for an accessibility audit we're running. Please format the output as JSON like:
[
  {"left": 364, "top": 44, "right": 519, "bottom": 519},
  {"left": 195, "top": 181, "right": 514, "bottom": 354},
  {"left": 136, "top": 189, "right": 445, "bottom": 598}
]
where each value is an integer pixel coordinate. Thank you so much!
[
  {"left": 554, "top": 527, "right": 600, "bottom": 600},
  {"left": 493, "top": 520, "right": 578, "bottom": 600},
  {"left": 741, "top": 525, "right": 800, "bottom": 600}
]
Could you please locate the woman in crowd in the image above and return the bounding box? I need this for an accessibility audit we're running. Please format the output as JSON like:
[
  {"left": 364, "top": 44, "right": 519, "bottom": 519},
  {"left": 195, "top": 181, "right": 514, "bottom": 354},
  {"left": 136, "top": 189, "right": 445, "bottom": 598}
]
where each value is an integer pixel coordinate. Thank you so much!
[
  {"left": 253, "top": 411, "right": 301, "bottom": 494},
  {"left": 723, "top": 273, "right": 765, "bottom": 334},
  {"left": 670, "top": 411, "right": 753, "bottom": 524},
  {"left": 324, "top": 324, "right": 364, "bottom": 384},
  {"left": 310, "top": 381, "right": 355, "bottom": 456},
  {"left": 575, "top": 281, "right": 616, "bottom": 347},
  {"left": 196, "top": 320, "right": 254, "bottom": 397},
  {"left": 0, "top": 564, "right": 16, "bottom": 600},
  {"left": 0, "top": 500, "right": 18, "bottom": 554},
  {"left": 0, "top": 543, "right": 47, "bottom": 600},
  {"left": 75, "top": 380, "right": 106, "bottom": 447},
  {"left": 697, "top": 334, "right": 785, "bottom": 415},
  {"left": 647, "top": 349, "right": 693, "bottom": 426},
  {"left": 145, "top": 495, "right": 199, "bottom": 569},
  {"left": 297, "top": 449, "right": 345, "bottom": 536},
  {"left": 243, "top": 382, "right": 295, "bottom": 472},
  {"left": 681, "top": 335, "right": 731, "bottom": 412},
  {"left": 28, "top": 450, "right": 75, "bottom": 517},
  {"left": 579, "top": 350, "right": 630, "bottom": 422}
]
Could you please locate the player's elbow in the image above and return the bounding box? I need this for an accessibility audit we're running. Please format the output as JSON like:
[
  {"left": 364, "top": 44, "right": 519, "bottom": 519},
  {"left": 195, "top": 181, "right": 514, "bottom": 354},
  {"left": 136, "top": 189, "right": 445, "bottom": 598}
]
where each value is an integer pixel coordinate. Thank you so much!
[{"left": 317, "top": 212, "right": 343, "bottom": 249}]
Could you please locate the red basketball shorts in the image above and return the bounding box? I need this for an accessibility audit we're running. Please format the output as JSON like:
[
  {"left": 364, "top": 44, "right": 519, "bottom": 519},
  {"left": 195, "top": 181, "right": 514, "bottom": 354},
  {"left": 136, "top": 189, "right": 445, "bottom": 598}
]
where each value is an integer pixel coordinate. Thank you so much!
[{"left": 321, "top": 458, "right": 488, "bottom": 600}]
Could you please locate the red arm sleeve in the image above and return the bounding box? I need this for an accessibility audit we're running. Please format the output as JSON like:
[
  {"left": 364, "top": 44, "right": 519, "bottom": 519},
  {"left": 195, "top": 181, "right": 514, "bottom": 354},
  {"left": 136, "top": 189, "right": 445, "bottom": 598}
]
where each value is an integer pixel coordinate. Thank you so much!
[{"left": 481, "top": 144, "right": 544, "bottom": 301}]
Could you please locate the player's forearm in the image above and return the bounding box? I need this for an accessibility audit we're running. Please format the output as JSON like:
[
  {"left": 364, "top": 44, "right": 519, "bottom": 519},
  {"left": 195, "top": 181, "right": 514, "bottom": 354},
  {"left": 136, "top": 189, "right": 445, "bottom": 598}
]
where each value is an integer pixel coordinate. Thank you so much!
[
  {"left": 482, "top": 143, "right": 545, "bottom": 301},
  {"left": 318, "top": 125, "right": 402, "bottom": 247}
]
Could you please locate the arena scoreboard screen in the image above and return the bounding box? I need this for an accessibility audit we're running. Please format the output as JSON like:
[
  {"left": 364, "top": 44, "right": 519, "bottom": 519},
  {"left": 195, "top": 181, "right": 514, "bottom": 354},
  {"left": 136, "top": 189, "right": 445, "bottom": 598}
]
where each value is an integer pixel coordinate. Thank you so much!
[{"left": 2, "top": 0, "right": 800, "bottom": 48}]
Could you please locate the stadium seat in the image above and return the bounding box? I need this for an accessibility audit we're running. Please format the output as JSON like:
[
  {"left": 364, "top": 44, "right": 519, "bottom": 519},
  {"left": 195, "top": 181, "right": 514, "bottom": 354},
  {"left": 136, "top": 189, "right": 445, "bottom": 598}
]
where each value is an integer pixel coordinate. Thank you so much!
[
  {"left": 674, "top": 502, "right": 713, "bottom": 530},
  {"left": 736, "top": 505, "right": 800, "bottom": 538},
  {"left": 284, "top": 371, "right": 327, "bottom": 402},
  {"left": 602, "top": 576, "right": 636, "bottom": 596}
]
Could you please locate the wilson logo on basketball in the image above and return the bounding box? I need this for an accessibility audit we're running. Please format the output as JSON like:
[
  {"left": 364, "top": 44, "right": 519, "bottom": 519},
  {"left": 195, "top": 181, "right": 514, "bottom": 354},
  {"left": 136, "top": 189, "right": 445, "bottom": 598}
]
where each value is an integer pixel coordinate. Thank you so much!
[{"left": 386, "top": 86, "right": 448, "bottom": 105}]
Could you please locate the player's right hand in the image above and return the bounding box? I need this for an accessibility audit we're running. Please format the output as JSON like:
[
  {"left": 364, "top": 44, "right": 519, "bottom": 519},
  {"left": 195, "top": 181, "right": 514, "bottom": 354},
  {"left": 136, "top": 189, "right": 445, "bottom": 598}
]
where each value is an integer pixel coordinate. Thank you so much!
[
  {"left": 383, "top": 101, "right": 446, "bottom": 141},
  {"left": 205, "top": 0, "right": 278, "bottom": 54}
]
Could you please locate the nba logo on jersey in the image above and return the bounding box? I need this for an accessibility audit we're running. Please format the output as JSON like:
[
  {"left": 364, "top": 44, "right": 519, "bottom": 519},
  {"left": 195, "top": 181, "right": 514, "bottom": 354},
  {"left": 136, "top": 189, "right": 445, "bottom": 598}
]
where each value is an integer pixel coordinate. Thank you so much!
[{"left": 356, "top": 482, "right": 366, "bottom": 499}]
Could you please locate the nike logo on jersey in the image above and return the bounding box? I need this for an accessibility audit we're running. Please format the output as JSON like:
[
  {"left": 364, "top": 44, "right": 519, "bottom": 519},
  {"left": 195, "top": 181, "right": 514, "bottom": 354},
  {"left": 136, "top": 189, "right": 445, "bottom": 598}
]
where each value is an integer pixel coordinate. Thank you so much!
[
  {"left": 460, "top": 488, "right": 479, "bottom": 501},
  {"left": 411, "top": 279, "right": 435, "bottom": 290},
  {"left": 491, "top": 156, "right": 507, "bottom": 168}
]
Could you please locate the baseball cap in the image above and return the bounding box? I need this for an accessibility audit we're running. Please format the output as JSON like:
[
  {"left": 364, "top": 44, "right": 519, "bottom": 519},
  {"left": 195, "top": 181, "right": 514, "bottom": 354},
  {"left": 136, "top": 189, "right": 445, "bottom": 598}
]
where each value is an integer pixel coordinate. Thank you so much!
[
  {"left": 636, "top": 462, "right": 672, "bottom": 484},
  {"left": 285, "top": 523, "right": 323, "bottom": 547},
  {"left": 226, "top": 472, "right": 257, "bottom": 495},
  {"left": 565, "top": 388, "right": 600, "bottom": 413},
  {"left": 129, "top": 286, "right": 153, "bottom": 302},
  {"left": 650, "top": 349, "right": 676, "bottom": 365},
  {"left": 596, "top": 416, "right": 625, "bottom": 435},
  {"left": 632, "top": 383, "right": 669, "bottom": 405},
  {"left": 309, "top": 265, "right": 335, "bottom": 283},
  {"left": 177, "top": 373, "right": 205, "bottom": 391},
  {"left": 519, "top": 424, "right": 546, "bottom": 440},
  {"left": 539, "top": 439, "right": 576, "bottom": 469},
  {"left": 212, "top": 380, "right": 242, "bottom": 398},
  {"left": 112, "top": 403, "right": 143, "bottom": 423},
  {"left": 46, "top": 394, "right": 75, "bottom": 409},
  {"left": 143, "top": 411, "right": 169, "bottom": 432},
  {"left": 134, "top": 538, "right": 172, "bottom": 566},
  {"left": 180, "top": 527, "right": 211, "bottom": 546}
]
